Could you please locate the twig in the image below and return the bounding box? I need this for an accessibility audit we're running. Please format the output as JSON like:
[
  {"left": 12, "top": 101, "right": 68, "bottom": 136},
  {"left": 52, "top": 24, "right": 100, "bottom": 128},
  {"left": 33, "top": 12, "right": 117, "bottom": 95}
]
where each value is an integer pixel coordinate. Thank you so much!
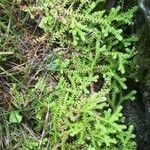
[
  {"left": 38, "top": 104, "right": 50, "bottom": 150},
  {"left": 0, "top": 52, "right": 14, "bottom": 55},
  {"left": 22, "top": 123, "right": 39, "bottom": 141}
]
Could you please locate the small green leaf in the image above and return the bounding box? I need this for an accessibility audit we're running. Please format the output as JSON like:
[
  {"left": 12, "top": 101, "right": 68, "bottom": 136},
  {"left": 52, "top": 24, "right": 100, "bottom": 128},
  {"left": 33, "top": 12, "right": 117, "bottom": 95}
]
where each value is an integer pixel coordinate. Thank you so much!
[{"left": 9, "top": 111, "right": 22, "bottom": 123}]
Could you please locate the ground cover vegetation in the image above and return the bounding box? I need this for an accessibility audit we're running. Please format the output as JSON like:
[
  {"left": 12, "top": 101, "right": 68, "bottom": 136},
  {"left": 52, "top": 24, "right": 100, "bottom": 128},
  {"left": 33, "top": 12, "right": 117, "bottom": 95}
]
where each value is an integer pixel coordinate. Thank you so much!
[{"left": 0, "top": 0, "right": 138, "bottom": 149}]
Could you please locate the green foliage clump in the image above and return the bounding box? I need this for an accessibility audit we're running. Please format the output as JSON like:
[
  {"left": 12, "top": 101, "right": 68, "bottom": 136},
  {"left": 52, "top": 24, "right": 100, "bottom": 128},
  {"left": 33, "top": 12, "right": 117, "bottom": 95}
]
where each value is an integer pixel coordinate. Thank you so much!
[
  {"left": 26, "top": 0, "right": 138, "bottom": 107},
  {"left": 9, "top": 0, "right": 138, "bottom": 149}
]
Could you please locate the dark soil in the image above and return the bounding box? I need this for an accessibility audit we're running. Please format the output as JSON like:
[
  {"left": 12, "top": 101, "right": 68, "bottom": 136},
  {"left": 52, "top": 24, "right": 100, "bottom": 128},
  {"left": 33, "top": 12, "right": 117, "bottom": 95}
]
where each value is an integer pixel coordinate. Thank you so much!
[
  {"left": 123, "top": 14, "right": 150, "bottom": 149},
  {"left": 123, "top": 80, "right": 150, "bottom": 150}
]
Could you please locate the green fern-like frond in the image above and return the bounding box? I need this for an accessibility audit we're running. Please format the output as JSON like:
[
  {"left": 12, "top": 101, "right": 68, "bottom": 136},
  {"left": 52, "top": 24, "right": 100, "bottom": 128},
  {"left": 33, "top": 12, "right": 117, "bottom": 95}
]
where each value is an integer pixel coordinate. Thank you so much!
[{"left": 22, "top": 0, "right": 138, "bottom": 149}]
